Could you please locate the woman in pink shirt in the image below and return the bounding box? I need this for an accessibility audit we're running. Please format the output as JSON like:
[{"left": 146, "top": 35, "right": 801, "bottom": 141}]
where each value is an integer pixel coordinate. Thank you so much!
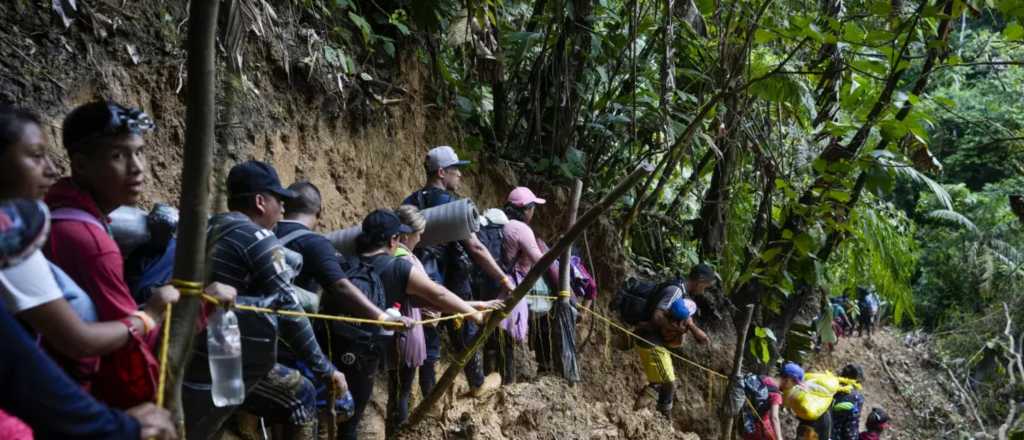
[{"left": 499, "top": 187, "right": 560, "bottom": 354}]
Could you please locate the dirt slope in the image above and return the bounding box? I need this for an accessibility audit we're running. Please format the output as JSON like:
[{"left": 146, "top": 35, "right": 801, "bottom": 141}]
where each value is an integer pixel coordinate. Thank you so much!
[{"left": 807, "top": 328, "right": 967, "bottom": 439}]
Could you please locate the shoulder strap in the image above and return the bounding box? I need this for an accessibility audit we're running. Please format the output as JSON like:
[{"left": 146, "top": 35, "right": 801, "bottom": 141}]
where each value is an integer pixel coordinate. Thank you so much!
[
  {"left": 416, "top": 189, "right": 428, "bottom": 210},
  {"left": 278, "top": 228, "right": 316, "bottom": 247},
  {"left": 206, "top": 219, "right": 251, "bottom": 256},
  {"left": 50, "top": 207, "right": 107, "bottom": 232}
]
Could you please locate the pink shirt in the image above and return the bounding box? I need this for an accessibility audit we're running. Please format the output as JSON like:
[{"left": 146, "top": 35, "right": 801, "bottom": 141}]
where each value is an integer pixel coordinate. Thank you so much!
[{"left": 501, "top": 220, "right": 558, "bottom": 281}]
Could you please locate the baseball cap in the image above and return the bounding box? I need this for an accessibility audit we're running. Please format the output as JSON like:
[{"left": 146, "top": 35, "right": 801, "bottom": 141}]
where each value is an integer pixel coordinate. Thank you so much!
[
  {"left": 227, "top": 160, "right": 297, "bottom": 200},
  {"left": 0, "top": 199, "right": 50, "bottom": 269},
  {"left": 507, "top": 187, "right": 546, "bottom": 207},
  {"left": 362, "top": 209, "right": 413, "bottom": 240},
  {"left": 781, "top": 362, "right": 805, "bottom": 382},
  {"left": 668, "top": 298, "right": 698, "bottom": 321},
  {"left": 425, "top": 146, "right": 471, "bottom": 172}
]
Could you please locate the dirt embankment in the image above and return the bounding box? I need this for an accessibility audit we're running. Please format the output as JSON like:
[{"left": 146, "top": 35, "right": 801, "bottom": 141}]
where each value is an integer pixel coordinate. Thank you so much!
[{"left": 0, "top": 0, "right": 514, "bottom": 225}]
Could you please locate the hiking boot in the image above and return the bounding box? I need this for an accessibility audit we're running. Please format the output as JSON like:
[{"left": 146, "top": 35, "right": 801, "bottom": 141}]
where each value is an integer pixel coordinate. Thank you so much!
[
  {"left": 657, "top": 403, "right": 673, "bottom": 419},
  {"left": 470, "top": 373, "right": 502, "bottom": 398},
  {"left": 0, "top": 199, "right": 49, "bottom": 268}
]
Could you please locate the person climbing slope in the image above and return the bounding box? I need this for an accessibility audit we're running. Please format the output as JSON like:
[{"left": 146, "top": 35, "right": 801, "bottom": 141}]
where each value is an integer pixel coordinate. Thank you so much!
[
  {"left": 403, "top": 145, "right": 513, "bottom": 397},
  {"left": 183, "top": 160, "right": 347, "bottom": 440},
  {"left": 831, "top": 364, "right": 866, "bottom": 440},
  {"left": 738, "top": 373, "right": 783, "bottom": 440},
  {"left": 631, "top": 265, "right": 713, "bottom": 418},
  {"left": 324, "top": 209, "right": 501, "bottom": 440},
  {"left": 859, "top": 407, "right": 891, "bottom": 440}
]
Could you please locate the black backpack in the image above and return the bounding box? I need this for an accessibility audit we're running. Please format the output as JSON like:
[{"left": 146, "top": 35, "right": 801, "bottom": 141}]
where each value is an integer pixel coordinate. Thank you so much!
[
  {"left": 738, "top": 373, "right": 778, "bottom": 434},
  {"left": 612, "top": 277, "right": 684, "bottom": 325},
  {"left": 471, "top": 223, "right": 509, "bottom": 300},
  {"left": 319, "top": 255, "right": 395, "bottom": 353}
]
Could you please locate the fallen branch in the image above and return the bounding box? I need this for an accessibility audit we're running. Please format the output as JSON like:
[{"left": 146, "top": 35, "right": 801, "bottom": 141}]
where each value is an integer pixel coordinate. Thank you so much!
[{"left": 404, "top": 163, "right": 654, "bottom": 429}]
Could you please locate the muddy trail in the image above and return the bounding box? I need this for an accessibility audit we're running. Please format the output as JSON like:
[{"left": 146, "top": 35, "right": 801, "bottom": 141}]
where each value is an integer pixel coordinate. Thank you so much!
[{"left": 374, "top": 327, "right": 963, "bottom": 440}]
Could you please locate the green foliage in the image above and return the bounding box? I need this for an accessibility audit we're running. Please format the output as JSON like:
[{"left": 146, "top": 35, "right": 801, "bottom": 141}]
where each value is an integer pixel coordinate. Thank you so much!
[{"left": 828, "top": 198, "right": 919, "bottom": 324}]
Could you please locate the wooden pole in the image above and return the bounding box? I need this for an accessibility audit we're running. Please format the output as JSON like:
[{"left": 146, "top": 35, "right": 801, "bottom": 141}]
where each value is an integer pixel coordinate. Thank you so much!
[
  {"left": 556, "top": 179, "right": 584, "bottom": 382},
  {"left": 559, "top": 180, "right": 583, "bottom": 294},
  {"left": 405, "top": 164, "right": 654, "bottom": 429},
  {"left": 162, "top": 0, "right": 221, "bottom": 431},
  {"left": 721, "top": 304, "right": 756, "bottom": 439}
]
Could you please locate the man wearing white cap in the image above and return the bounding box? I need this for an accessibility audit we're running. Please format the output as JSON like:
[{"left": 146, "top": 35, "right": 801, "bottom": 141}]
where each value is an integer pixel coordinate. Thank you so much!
[{"left": 403, "top": 146, "right": 512, "bottom": 397}]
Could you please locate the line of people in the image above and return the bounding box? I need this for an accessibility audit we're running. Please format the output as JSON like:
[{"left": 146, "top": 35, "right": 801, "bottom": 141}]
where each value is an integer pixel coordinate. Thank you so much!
[{"left": 0, "top": 100, "right": 600, "bottom": 440}]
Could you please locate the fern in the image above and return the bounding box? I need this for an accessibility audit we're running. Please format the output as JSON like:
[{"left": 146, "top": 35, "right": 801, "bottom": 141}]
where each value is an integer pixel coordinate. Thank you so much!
[{"left": 927, "top": 209, "right": 978, "bottom": 232}]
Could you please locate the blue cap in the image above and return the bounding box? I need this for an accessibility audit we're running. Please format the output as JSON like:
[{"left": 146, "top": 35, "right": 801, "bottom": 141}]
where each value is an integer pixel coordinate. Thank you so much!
[
  {"left": 668, "top": 298, "right": 692, "bottom": 321},
  {"left": 781, "top": 362, "right": 805, "bottom": 381},
  {"left": 0, "top": 199, "right": 50, "bottom": 269},
  {"left": 227, "top": 160, "right": 297, "bottom": 200}
]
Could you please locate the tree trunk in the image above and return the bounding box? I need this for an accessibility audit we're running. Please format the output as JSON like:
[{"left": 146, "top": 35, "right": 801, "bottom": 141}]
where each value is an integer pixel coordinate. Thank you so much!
[{"left": 163, "top": 0, "right": 220, "bottom": 430}]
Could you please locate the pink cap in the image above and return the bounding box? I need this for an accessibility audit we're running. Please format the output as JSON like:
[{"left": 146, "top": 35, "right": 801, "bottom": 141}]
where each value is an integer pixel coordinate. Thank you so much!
[{"left": 507, "top": 187, "right": 546, "bottom": 207}]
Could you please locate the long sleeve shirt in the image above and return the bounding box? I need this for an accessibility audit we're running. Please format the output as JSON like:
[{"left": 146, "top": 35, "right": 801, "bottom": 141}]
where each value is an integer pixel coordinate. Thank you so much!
[
  {"left": 206, "top": 212, "right": 337, "bottom": 380},
  {"left": 0, "top": 300, "right": 140, "bottom": 439}
]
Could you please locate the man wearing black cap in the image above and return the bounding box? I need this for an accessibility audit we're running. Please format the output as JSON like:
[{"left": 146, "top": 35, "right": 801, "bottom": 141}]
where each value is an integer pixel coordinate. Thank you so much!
[
  {"left": 182, "top": 160, "right": 346, "bottom": 440},
  {"left": 403, "top": 145, "right": 512, "bottom": 396},
  {"left": 325, "top": 208, "right": 497, "bottom": 440}
]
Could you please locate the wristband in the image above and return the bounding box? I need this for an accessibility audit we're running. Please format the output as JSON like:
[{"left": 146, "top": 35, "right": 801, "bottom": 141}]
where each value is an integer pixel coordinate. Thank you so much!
[
  {"left": 120, "top": 317, "right": 141, "bottom": 337},
  {"left": 131, "top": 310, "right": 156, "bottom": 334}
]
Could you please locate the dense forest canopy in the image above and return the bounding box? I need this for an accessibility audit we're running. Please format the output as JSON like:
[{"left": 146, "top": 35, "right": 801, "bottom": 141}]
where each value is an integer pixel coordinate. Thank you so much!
[{"left": 290, "top": 0, "right": 1023, "bottom": 433}]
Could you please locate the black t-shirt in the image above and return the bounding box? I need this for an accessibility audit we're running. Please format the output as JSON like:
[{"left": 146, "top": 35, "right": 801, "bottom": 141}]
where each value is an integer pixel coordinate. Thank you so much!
[
  {"left": 275, "top": 220, "right": 348, "bottom": 293},
  {"left": 364, "top": 253, "right": 413, "bottom": 306}
]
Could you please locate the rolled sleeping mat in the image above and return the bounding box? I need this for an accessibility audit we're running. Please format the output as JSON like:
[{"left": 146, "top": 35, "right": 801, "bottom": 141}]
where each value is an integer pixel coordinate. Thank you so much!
[
  {"left": 326, "top": 225, "right": 362, "bottom": 256},
  {"left": 417, "top": 198, "right": 480, "bottom": 247},
  {"left": 109, "top": 206, "right": 150, "bottom": 256},
  {"left": 327, "top": 198, "right": 481, "bottom": 255}
]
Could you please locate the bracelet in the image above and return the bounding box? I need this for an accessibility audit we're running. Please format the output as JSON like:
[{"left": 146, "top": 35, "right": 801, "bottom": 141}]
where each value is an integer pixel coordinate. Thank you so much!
[
  {"left": 131, "top": 310, "right": 156, "bottom": 334},
  {"left": 120, "top": 317, "right": 140, "bottom": 337}
]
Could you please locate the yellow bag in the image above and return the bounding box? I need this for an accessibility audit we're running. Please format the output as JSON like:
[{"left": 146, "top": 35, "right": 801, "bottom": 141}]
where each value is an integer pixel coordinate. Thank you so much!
[{"left": 784, "top": 372, "right": 861, "bottom": 420}]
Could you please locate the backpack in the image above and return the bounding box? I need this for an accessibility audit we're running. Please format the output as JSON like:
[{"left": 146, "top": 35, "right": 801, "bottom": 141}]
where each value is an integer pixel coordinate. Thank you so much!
[
  {"left": 320, "top": 254, "right": 400, "bottom": 359},
  {"left": 612, "top": 277, "right": 684, "bottom": 325},
  {"left": 471, "top": 223, "right": 508, "bottom": 300},
  {"left": 738, "top": 373, "right": 777, "bottom": 434}
]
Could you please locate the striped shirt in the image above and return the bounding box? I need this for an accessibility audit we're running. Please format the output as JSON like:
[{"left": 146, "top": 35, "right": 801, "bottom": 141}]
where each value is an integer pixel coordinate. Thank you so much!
[{"left": 206, "top": 212, "right": 336, "bottom": 379}]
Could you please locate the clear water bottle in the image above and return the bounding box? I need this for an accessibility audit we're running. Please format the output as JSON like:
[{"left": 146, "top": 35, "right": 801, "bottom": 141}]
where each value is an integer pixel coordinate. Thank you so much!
[{"left": 208, "top": 309, "right": 245, "bottom": 407}]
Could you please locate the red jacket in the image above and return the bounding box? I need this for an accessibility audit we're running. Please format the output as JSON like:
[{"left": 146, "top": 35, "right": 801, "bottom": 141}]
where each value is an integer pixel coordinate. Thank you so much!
[
  {"left": 44, "top": 178, "right": 158, "bottom": 408},
  {"left": 45, "top": 178, "right": 138, "bottom": 321}
]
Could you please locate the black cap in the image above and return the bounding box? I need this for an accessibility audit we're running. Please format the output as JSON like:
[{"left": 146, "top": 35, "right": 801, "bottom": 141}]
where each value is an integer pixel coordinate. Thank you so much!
[
  {"left": 227, "top": 160, "right": 297, "bottom": 200},
  {"left": 362, "top": 209, "right": 413, "bottom": 240},
  {"left": 688, "top": 263, "right": 718, "bottom": 283}
]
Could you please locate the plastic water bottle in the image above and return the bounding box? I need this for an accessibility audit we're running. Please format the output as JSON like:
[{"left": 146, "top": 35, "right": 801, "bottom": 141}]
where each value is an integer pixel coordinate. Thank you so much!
[
  {"left": 380, "top": 303, "right": 402, "bottom": 336},
  {"left": 208, "top": 309, "right": 245, "bottom": 407}
]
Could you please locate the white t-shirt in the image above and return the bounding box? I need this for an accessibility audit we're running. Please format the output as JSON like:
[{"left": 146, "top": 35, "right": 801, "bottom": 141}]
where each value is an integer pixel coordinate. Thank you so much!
[{"left": 1, "top": 250, "right": 63, "bottom": 313}]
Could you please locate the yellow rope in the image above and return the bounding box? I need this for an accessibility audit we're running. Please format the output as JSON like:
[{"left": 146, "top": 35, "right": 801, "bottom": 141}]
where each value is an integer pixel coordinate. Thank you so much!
[
  {"left": 576, "top": 303, "right": 728, "bottom": 380},
  {"left": 156, "top": 302, "right": 172, "bottom": 408}
]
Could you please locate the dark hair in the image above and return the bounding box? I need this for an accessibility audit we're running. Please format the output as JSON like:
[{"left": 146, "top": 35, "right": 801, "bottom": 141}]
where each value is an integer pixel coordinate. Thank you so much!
[
  {"left": 355, "top": 231, "right": 391, "bottom": 254},
  {"left": 62, "top": 101, "right": 113, "bottom": 153},
  {"left": 503, "top": 202, "right": 535, "bottom": 222},
  {"left": 285, "top": 181, "right": 321, "bottom": 215},
  {"left": 839, "top": 363, "right": 864, "bottom": 381},
  {"left": 227, "top": 193, "right": 258, "bottom": 213},
  {"left": 0, "top": 105, "right": 42, "bottom": 156},
  {"left": 688, "top": 263, "right": 717, "bottom": 283}
]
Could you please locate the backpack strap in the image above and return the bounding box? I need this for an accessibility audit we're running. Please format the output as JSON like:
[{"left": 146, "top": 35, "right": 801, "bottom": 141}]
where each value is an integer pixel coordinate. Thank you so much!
[
  {"left": 50, "top": 207, "right": 110, "bottom": 234},
  {"left": 278, "top": 228, "right": 316, "bottom": 247}
]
